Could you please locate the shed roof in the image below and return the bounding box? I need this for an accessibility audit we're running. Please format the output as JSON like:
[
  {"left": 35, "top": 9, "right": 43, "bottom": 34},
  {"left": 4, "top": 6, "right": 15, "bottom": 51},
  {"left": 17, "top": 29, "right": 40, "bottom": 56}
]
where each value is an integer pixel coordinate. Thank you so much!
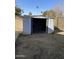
[{"left": 24, "top": 15, "right": 53, "bottom": 19}]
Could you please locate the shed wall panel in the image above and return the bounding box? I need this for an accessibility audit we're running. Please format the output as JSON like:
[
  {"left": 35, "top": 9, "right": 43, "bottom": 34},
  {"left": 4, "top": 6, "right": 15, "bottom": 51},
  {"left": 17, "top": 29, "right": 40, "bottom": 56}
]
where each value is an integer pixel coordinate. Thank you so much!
[
  {"left": 48, "top": 18, "right": 54, "bottom": 33},
  {"left": 23, "top": 16, "right": 31, "bottom": 34}
]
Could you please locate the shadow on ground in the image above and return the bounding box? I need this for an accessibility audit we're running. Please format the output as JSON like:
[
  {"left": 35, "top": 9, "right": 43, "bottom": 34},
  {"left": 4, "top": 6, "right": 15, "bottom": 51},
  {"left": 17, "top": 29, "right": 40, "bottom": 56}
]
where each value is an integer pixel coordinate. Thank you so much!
[{"left": 15, "top": 28, "right": 64, "bottom": 59}]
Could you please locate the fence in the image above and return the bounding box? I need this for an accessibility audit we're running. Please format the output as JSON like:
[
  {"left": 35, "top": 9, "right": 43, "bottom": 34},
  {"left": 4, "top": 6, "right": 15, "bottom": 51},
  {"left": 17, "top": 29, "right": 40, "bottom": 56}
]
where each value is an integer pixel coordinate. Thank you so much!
[
  {"left": 15, "top": 16, "right": 23, "bottom": 32},
  {"left": 15, "top": 16, "right": 24, "bottom": 39},
  {"left": 54, "top": 17, "right": 64, "bottom": 30}
]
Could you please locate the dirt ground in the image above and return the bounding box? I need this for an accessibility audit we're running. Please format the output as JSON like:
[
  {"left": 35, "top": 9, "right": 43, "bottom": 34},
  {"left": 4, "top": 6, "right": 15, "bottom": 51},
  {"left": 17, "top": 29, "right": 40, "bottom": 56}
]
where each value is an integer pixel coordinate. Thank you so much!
[{"left": 15, "top": 31, "right": 64, "bottom": 59}]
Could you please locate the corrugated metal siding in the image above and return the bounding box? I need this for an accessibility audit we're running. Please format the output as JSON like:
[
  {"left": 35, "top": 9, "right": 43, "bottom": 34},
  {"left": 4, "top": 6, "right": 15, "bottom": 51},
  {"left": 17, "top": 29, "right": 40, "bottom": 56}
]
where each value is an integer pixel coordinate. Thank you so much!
[
  {"left": 48, "top": 18, "right": 54, "bottom": 33},
  {"left": 23, "top": 16, "right": 31, "bottom": 34}
]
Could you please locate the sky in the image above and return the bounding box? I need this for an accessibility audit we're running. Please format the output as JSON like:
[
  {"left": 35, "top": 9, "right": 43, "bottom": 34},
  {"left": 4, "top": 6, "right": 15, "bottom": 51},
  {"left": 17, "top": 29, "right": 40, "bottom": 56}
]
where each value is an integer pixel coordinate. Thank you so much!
[{"left": 16, "top": 0, "right": 64, "bottom": 15}]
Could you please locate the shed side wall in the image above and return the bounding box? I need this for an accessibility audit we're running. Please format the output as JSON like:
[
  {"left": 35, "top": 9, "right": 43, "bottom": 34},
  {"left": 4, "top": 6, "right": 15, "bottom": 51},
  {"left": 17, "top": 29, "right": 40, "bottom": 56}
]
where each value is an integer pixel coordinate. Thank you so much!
[
  {"left": 48, "top": 18, "right": 54, "bottom": 33},
  {"left": 23, "top": 16, "right": 31, "bottom": 34}
]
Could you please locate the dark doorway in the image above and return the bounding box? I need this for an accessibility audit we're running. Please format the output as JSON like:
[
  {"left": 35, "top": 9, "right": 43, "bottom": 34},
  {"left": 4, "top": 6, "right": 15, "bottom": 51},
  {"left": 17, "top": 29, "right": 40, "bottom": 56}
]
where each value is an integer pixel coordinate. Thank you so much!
[{"left": 32, "top": 18, "right": 46, "bottom": 33}]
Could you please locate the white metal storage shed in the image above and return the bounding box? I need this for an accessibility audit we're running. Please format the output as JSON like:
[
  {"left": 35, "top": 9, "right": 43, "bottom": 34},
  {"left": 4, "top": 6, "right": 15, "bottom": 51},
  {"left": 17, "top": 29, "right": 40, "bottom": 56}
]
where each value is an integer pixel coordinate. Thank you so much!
[{"left": 23, "top": 15, "right": 54, "bottom": 35}]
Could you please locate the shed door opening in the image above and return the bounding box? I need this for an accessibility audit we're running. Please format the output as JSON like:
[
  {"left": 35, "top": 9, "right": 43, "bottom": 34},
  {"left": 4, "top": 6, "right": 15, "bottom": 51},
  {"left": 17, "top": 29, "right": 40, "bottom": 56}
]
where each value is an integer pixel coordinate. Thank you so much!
[{"left": 32, "top": 18, "right": 46, "bottom": 33}]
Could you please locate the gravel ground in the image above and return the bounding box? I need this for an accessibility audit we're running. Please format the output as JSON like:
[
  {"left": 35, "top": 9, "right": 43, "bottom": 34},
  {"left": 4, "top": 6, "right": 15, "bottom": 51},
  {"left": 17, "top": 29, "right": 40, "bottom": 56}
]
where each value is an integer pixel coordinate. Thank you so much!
[{"left": 15, "top": 32, "right": 64, "bottom": 59}]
